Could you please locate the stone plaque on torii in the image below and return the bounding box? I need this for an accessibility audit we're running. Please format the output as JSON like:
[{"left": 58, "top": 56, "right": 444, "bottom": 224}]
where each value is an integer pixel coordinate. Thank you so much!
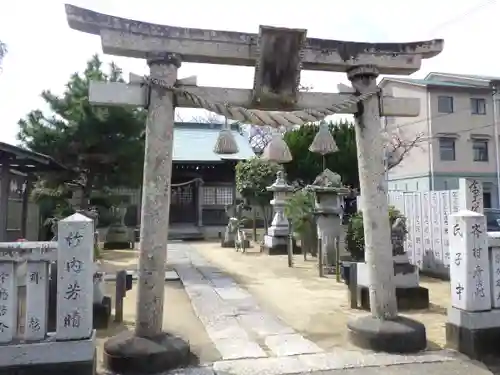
[{"left": 64, "top": 4, "right": 443, "bottom": 372}]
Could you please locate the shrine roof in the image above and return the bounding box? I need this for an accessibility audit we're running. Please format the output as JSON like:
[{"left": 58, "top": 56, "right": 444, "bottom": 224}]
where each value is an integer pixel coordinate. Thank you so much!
[
  {"left": 425, "top": 72, "right": 500, "bottom": 83},
  {"left": 380, "top": 77, "right": 488, "bottom": 89},
  {"left": 173, "top": 122, "right": 255, "bottom": 162},
  {"left": 0, "top": 142, "right": 68, "bottom": 174}
]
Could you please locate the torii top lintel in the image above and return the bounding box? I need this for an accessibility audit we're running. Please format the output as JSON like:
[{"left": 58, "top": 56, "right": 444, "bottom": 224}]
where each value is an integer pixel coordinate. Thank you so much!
[{"left": 65, "top": 5, "right": 443, "bottom": 75}]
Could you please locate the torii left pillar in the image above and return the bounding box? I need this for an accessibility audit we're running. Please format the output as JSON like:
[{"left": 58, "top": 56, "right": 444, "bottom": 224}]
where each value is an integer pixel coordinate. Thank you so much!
[{"left": 102, "top": 54, "right": 191, "bottom": 374}]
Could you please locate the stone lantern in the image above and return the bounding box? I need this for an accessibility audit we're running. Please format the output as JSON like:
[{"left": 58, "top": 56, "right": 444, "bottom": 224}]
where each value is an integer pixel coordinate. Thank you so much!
[
  {"left": 308, "top": 169, "right": 349, "bottom": 274},
  {"left": 261, "top": 130, "right": 297, "bottom": 255},
  {"left": 263, "top": 169, "right": 296, "bottom": 254}
]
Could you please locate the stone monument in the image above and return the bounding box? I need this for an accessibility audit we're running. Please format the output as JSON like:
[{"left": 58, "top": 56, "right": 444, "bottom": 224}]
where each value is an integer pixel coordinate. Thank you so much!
[{"left": 65, "top": 4, "right": 443, "bottom": 363}]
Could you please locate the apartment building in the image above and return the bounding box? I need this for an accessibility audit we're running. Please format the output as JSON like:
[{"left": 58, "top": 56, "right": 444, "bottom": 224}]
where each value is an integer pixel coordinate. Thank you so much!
[{"left": 380, "top": 72, "right": 500, "bottom": 208}]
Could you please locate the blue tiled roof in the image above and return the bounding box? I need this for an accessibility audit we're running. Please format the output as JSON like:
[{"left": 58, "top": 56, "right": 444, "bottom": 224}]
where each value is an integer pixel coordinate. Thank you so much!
[
  {"left": 389, "top": 77, "right": 486, "bottom": 89},
  {"left": 173, "top": 122, "right": 255, "bottom": 162}
]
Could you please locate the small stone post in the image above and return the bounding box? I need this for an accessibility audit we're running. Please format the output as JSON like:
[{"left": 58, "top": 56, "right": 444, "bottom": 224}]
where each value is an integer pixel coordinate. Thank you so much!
[
  {"left": 103, "top": 54, "right": 190, "bottom": 374},
  {"left": 446, "top": 209, "right": 498, "bottom": 359},
  {"left": 308, "top": 169, "right": 348, "bottom": 277},
  {"left": 346, "top": 66, "right": 427, "bottom": 353}
]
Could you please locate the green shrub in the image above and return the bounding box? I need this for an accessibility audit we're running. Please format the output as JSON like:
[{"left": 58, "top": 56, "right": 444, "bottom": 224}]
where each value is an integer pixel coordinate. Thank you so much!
[
  {"left": 285, "top": 189, "right": 318, "bottom": 255},
  {"left": 284, "top": 189, "right": 315, "bottom": 235},
  {"left": 345, "top": 205, "right": 406, "bottom": 261}
]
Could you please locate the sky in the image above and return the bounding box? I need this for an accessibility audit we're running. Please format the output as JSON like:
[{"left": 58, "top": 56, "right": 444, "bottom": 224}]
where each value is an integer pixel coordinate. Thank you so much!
[{"left": 0, "top": 0, "right": 498, "bottom": 145}]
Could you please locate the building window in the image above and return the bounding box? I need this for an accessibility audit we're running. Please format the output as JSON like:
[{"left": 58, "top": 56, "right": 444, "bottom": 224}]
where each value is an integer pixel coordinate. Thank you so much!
[
  {"left": 471, "top": 98, "right": 486, "bottom": 115},
  {"left": 203, "top": 186, "right": 233, "bottom": 206},
  {"left": 438, "top": 96, "right": 454, "bottom": 113},
  {"left": 473, "top": 139, "right": 489, "bottom": 162},
  {"left": 484, "top": 192, "right": 492, "bottom": 208},
  {"left": 439, "top": 137, "right": 456, "bottom": 161}
]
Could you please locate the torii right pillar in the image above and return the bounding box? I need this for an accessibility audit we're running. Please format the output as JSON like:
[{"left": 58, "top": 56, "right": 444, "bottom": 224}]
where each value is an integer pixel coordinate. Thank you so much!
[{"left": 346, "top": 64, "right": 436, "bottom": 353}]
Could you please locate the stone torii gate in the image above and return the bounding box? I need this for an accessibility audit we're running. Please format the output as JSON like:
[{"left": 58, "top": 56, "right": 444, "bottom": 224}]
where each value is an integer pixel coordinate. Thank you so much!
[{"left": 65, "top": 4, "right": 443, "bottom": 372}]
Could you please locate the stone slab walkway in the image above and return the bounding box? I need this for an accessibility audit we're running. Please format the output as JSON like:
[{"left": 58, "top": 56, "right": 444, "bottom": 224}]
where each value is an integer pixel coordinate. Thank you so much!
[
  {"left": 162, "top": 243, "right": 460, "bottom": 375},
  {"left": 169, "top": 243, "right": 323, "bottom": 360}
]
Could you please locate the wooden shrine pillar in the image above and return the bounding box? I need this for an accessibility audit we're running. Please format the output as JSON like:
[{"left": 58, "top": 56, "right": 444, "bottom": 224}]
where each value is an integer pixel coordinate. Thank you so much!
[
  {"left": 0, "top": 161, "right": 10, "bottom": 241},
  {"left": 20, "top": 174, "right": 34, "bottom": 239}
]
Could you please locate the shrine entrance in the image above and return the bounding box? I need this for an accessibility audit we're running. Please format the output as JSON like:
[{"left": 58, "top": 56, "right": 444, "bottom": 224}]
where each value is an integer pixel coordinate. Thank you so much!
[{"left": 169, "top": 180, "right": 198, "bottom": 224}]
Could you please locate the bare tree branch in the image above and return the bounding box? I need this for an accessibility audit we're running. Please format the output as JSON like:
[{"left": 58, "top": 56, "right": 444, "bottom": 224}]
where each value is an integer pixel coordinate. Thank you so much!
[
  {"left": 385, "top": 130, "right": 424, "bottom": 171},
  {"left": 189, "top": 112, "right": 224, "bottom": 124}
]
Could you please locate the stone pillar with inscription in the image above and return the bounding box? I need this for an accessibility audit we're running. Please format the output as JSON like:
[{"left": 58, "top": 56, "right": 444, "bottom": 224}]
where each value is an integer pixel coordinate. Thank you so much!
[
  {"left": 56, "top": 213, "right": 95, "bottom": 341},
  {"left": 459, "top": 178, "right": 484, "bottom": 213},
  {"left": 446, "top": 209, "right": 500, "bottom": 359},
  {"left": 102, "top": 55, "right": 190, "bottom": 374}
]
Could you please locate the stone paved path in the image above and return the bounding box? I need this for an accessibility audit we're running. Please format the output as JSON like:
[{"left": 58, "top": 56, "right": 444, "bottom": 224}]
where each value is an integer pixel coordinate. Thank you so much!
[
  {"left": 169, "top": 243, "right": 323, "bottom": 360},
  {"left": 163, "top": 243, "right": 459, "bottom": 375}
]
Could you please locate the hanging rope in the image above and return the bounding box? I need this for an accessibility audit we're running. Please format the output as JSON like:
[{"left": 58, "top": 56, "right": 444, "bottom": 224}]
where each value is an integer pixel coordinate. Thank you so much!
[
  {"left": 170, "top": 177, "right": 203, "bottom": 187},
  {"left": 141, "top": 76, "right": 379, "bottom": 128}
]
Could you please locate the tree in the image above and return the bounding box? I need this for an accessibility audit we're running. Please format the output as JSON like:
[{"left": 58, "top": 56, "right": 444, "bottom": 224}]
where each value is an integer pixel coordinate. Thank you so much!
[
  {"left": 0, "top": 40, "right": 7, "bottom": 69},
  {"left": 284, "top": 120, "right": 423, "bottom": 188},
  {"left": 235, "top": 157, "right": 280, "bottom": 232},
  {"left": 18, "top": 54, "right": 146, "bottom": 209},
  {"left": 284, "top": 120, "right": 359, "bottom": 187}
]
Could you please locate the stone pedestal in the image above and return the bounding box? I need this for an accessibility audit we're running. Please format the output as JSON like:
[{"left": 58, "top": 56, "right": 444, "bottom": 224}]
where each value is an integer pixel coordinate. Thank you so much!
[
  {"left": 357, "top": 254, "right": 429, "bottom": 311},
  {"left": 446, "top": 209, "right": 500, "bottom": 359},
  {"left": 356, "top": 219, "right": 429, "bottom": 310},
  {"left": 263, "top": 171, "right": 299, "bottom": 255}
]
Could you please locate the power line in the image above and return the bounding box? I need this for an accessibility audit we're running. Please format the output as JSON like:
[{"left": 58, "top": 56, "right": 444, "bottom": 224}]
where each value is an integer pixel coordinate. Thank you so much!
[{"left": 425, "top": 0, "right": 496, "bottom": 37}]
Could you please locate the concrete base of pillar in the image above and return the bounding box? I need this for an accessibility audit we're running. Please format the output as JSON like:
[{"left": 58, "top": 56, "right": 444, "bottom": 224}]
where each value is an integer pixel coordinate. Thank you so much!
[
  {"left": 347, "top": 315, "right": 427, "bottom": 353},
  {"left": 0, "top": 354, "right": 96, "bottom": 375},
  {"left": 263, "top": 235, "right": 300, "bottom": 255},
  {"left": 446, "top": 307, "right": 500, "bottom": 359},
  {"left": 103, "top": 330, "right": 191, "bottom": 374},
  {"left": 359, "top": 286, "right": 429, "bottom": 311}
]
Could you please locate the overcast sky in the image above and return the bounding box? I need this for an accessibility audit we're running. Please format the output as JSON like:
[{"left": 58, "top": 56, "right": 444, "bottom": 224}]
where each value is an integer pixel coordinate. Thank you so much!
[{"left": 0, "top": 0, "right": 497, "bottom": 145}]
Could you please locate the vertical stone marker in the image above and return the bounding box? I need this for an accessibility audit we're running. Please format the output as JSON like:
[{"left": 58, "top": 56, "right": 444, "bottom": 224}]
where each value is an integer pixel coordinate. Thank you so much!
[
  {"left": 459, "top": 178, "right": 484, "bottom": 213},
  {"left": 448, "top": 210, "right": 490, "bottom": 311},
  {"left": 25, "top": 260, "right": 49, "bottom": 341},
  {"left": 490, "top": 246, "right": 500, "bottom": 309},
  {"left": 56, "top": 213, "right": 94, "bottom": 340},
  {"left": 0, "top": 261, "right": 16, "bottom": 343},
  {"left": 446, "top": 209, "right": 500, "bottom": 359}
]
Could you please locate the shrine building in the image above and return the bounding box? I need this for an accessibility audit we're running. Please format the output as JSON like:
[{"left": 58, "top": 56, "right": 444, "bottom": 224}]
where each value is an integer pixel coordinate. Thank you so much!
[{"left": 114, "top": 122, "right": 256, "bottom": 240}]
